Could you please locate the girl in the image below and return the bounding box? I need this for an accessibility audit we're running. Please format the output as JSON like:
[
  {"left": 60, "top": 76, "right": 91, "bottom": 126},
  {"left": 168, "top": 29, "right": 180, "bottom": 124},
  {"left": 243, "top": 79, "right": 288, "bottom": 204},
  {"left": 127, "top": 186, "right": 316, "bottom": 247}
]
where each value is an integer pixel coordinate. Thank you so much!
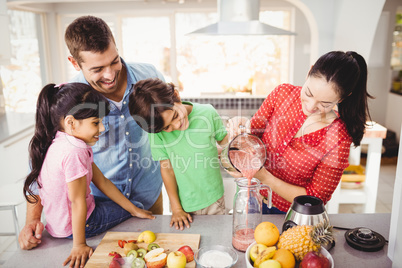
[{"left": 24, "top": 83, "right": 154, "bottom": 268}]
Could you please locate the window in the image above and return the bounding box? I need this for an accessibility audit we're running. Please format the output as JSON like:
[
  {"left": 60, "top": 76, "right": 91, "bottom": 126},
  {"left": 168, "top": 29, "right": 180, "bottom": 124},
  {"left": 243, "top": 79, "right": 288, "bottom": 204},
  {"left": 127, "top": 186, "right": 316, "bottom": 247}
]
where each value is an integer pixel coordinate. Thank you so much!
[
  {"left": 1, "top": 10, "right": 42, "bottom": 113},
  {"left": 62, "top": 8, "right": 292, "bottom": 97}
]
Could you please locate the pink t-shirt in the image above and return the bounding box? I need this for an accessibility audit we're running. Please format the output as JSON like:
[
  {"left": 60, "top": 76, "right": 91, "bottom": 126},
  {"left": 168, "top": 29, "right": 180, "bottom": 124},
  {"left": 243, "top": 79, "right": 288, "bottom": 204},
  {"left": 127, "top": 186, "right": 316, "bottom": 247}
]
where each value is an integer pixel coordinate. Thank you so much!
[{"left": 38, "top": 131, "right": 95, "bottom": 237}]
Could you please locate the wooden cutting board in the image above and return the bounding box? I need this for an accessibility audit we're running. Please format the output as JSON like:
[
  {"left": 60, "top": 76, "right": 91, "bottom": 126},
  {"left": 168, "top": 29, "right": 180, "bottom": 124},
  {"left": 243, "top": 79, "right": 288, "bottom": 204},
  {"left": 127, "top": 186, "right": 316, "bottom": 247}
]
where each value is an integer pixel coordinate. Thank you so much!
[{"left": 85, "top": 232, "right": 201, "bottom": 268}]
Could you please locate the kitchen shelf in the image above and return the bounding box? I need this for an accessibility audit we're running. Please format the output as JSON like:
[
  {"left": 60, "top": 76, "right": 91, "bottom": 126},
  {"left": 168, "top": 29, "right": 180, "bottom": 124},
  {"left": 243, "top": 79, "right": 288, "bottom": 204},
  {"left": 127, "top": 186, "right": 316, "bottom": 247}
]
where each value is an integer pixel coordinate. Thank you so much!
[{"left": 390, "top": 89, "right": 402, "bottom": 96}]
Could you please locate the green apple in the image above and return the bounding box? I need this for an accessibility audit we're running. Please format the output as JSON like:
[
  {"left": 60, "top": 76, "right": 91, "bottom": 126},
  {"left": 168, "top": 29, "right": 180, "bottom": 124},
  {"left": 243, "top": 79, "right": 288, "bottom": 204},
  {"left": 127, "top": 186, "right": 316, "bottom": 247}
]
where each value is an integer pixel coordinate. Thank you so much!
[
  {"left": 259, "top": 259, "right": 282, "bottom": 268},
  {"left": 167, "top": 251, "right": 186, "bottom": 268},
  {"left": 250, "top": 243, "right": 268, "bottom": 263}
]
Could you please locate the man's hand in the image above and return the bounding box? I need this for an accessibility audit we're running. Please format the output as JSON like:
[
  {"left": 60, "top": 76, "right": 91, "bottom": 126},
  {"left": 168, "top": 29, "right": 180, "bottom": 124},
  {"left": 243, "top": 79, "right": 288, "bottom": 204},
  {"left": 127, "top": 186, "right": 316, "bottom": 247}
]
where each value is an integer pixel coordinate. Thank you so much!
[{"left": 18, "top": 220, "right": 44, "bottom": 250}]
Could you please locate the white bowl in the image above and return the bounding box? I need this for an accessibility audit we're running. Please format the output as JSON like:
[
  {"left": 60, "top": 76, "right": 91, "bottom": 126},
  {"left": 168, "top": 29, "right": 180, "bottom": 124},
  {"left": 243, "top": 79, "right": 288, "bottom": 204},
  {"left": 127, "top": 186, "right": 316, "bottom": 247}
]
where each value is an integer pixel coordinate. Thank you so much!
[
  {"left": 195, "top": 245, "right": 238, "bottom": 268},
  {"left": 245, "top": 241, "right": 334, "bottom": 268}
]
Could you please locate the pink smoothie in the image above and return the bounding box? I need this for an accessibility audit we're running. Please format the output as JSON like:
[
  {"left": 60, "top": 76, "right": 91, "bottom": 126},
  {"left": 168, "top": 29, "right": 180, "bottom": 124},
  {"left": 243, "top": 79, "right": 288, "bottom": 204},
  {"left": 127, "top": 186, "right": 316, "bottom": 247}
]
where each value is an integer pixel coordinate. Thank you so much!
[{"left": 232, "top": 228, "right": 255, "bottom": 252}]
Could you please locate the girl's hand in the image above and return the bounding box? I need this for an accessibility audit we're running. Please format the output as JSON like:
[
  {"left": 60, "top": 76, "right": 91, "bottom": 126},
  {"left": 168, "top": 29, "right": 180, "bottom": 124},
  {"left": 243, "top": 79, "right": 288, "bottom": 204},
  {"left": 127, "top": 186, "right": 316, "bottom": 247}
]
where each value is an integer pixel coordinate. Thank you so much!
[
  {"left": 63, "top": 244, "right": 93, "bottom": 268},
  {"left": 170, "top": 209, "right": 193, "bottom": 231},
  {"left": 131, "top": 207, "right": 156, "bottom": 220}
]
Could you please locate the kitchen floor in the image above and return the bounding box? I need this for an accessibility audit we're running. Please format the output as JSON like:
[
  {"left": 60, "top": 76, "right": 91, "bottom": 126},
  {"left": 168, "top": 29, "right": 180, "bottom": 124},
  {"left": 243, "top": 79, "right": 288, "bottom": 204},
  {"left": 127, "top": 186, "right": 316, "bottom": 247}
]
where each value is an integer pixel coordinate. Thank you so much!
[{"left": 0, "top": 161, "right": 398, "bottom": 266}]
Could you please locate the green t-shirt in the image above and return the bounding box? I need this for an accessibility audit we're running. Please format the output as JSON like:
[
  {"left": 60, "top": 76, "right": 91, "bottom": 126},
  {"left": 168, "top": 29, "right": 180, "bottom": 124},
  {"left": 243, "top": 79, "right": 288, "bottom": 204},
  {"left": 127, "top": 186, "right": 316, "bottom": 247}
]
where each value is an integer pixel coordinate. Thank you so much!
[{"left": 149, "top": 102, "right": 227, "bottom": 212}]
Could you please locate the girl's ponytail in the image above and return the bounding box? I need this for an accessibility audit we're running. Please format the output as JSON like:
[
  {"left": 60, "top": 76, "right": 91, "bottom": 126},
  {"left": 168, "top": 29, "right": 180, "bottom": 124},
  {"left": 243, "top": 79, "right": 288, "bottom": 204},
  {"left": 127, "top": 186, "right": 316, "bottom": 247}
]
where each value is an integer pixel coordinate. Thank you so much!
[
  {"left": 24, "top": 82, "right": 110, "bottom": 203},
  {"left": 24, "top": 84, "right": 59, "bottom": 203},
  {"left": 337, "top": 52, "right": 373, "bottom": 146}
]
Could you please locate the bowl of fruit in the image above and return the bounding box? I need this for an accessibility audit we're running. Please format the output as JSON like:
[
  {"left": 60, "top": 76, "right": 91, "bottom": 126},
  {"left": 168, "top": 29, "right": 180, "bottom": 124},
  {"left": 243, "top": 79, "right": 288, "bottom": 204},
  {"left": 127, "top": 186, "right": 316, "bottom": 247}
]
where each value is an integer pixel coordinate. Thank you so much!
[
  {"left": 245, "top": 221, "right": 334, "bottom": 268},
  {"left": 194, "top": 245, "right": 238, "bottom": 268}
]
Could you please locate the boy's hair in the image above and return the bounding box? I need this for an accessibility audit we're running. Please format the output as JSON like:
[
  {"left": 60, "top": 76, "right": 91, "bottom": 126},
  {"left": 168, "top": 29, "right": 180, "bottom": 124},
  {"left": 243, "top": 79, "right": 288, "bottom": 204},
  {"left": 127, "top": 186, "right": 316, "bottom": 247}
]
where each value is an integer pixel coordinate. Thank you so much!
[
  {"left": 24, "top": 82, "right": 110, "bottom": 204},
  {"left": 64, "top": 15, "right": 115, "bottom": 65},
  {"left": 129, "top": 78, "right": 180, "bottom": 133}
]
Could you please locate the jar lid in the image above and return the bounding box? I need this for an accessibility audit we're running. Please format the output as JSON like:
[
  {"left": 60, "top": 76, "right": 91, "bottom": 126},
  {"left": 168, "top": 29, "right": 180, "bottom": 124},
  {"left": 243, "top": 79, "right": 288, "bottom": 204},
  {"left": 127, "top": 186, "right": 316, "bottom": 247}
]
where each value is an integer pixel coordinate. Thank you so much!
[
  {"left": 345, "top": 227, "right": 386, "bottom": 252},
  {"left": 290, "top": 195, "right": 326, "bottom": 215}
]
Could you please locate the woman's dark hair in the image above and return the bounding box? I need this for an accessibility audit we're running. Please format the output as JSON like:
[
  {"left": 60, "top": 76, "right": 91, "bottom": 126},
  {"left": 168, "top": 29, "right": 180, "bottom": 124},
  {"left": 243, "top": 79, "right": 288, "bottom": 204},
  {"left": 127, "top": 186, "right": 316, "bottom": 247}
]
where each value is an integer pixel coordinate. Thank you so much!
[
  {"left": 129, "top": 78, "right": 180, "bottom": 133},
  {"left": 24, "top": 82, "right": 110, "bottom": 203},
  {"left": 308, "top": 51, "right": 373, "bottom": 146},
  {"left": 65, "top": 15, "right": 115, "bottom": 65}
]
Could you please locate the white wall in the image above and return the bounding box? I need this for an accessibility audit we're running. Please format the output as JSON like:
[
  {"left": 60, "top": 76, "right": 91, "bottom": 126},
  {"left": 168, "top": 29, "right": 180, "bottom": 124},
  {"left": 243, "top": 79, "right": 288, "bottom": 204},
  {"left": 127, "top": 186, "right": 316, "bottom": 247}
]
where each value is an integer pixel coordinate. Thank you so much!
[{"left": 388, "top": 124, "right": 402, "bottom": 264}]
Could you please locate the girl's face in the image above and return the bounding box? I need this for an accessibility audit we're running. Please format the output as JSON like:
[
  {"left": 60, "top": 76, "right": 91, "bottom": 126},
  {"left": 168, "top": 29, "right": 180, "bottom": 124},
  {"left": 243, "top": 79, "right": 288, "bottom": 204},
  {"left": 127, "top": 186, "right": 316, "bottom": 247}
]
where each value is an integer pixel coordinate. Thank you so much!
[
  {"left": 300, "top": 76, "right": 341, "bottom": 116},
  {"left": 72, "top": 117, "right": 105, "bottom": 146},
  {"left": 160, "top": 103, "right": 190, "bottom": 132}
]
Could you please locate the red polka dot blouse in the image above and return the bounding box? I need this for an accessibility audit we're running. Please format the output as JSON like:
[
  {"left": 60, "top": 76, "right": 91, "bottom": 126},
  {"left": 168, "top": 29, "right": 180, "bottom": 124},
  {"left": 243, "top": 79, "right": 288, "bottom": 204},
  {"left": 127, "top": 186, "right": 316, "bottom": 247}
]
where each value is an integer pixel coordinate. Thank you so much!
[{"left": 250, "top": 84, "right": 352, "bottom": 212}]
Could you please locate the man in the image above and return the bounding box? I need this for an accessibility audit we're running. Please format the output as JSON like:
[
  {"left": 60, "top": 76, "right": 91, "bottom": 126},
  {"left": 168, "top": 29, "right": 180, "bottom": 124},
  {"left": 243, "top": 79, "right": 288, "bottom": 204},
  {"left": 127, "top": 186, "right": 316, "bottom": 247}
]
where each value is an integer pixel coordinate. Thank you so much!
[{"left": 19, "top": 15, "right": 164, "bottom": 250}]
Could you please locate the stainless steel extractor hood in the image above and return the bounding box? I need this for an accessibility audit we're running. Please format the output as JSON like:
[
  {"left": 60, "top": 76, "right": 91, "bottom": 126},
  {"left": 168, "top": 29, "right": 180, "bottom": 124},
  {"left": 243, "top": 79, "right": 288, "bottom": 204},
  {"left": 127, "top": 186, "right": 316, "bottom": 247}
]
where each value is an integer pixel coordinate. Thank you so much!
[{"left": 188, "top": 0, "right": 296, "bottom": 35}]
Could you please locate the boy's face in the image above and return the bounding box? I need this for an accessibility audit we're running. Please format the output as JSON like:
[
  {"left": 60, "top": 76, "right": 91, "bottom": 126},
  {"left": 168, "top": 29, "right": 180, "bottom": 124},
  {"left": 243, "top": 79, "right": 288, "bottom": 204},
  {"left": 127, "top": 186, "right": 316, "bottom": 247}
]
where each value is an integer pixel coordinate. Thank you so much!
[{"left": 160, "top": 103, "right": 189, "bottom": 132}]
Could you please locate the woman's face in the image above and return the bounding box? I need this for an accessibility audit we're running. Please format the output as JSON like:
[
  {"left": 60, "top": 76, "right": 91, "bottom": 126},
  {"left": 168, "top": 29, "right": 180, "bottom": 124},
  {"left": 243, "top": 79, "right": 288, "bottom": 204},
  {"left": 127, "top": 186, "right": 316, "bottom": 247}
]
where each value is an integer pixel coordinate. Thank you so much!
[{"left": 300, "top": 76, "right": 341, "bottom": 116}]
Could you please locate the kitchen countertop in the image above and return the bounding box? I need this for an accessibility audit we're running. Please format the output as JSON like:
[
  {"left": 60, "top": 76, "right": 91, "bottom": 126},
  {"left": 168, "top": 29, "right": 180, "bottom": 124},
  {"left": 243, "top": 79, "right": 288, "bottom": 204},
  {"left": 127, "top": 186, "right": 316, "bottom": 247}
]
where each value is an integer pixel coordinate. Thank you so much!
[
  {"left": 0, "top": 112, "right": 35, "bottom": 144},
  {"left": 3, "top": 213, "right": 392, "bottom": 267}
]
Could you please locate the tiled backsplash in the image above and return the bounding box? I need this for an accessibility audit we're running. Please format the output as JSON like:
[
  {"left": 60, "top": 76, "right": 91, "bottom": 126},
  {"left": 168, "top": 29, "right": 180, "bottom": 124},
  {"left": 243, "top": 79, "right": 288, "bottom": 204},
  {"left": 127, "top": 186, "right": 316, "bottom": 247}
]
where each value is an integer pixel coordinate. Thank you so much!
[{"left": 182, "top": 97, "right": 265, "bottom": 110}]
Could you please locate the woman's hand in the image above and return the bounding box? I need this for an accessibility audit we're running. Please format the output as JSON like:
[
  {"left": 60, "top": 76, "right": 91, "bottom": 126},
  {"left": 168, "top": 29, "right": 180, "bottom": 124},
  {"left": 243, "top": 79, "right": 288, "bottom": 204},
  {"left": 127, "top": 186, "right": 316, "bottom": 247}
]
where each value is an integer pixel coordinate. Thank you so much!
[
  {"left": 131, "top": 207, "right": 156, "bottom": 220},
  {"left": 227, "top": 116, "right": 250, "bottom": 140},
  {"left": 63, "top": 244, "right": 93, "bottom": 268},
  {"left": 170, "top": 208, "right": 193, "bottom": 231}
]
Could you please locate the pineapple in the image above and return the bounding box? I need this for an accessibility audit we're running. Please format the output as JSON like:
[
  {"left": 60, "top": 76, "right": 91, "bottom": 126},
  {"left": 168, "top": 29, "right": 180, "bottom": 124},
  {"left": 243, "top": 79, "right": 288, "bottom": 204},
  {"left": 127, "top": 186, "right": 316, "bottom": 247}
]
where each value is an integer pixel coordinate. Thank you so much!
[{"left": 277, "top": 220, "right": 333, "bottom": 262}]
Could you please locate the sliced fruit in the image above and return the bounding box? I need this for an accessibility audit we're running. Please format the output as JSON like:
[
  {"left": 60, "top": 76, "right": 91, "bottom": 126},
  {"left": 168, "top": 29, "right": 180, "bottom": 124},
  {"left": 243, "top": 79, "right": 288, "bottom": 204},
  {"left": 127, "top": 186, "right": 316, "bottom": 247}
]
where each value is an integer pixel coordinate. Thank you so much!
[
  {"left": 131, "top": 257, "right": 146, "bottom": 268},
  {"left": 137, "top": 230, "right": 156, "bottom": 244},
  {"left": 147, "top": 243, "right": 160, "bottom": 251},
  {"left": 127, "top": 249, "right": 138, "bottom": 258},
  {"left": 249, "top": 243, "right": 268, "bottom": 263},
  {"left": 136, "top": 248, "right": 147, "bottom": 259},
  {"left": 144, "top": 248, "right": 167, "bottom": 268},
  {"left": 253, "top": 246, "right": 277, "bottom": 267},
  {"left": 124, "top": 242, "right": 139, "bottom": 256},
  {"left": 108, "top": 251, "right": 122, "bottom": 258},
  {"left": 118, "top": 239, "right": 127, "bottom": 248}
]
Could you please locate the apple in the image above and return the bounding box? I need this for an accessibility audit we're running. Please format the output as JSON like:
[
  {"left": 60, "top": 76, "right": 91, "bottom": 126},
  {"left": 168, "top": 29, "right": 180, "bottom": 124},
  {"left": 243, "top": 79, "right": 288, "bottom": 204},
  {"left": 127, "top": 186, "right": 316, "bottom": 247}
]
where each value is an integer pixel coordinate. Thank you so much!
[
  {"left": 167, "top": 251, "right": 187, "bottom": 268},
  {"left": 300, "top": 251, "right": 330, "bottom": 268},
  {"left": 259, "top": 259, "right": 282, "bottom": 268},
  {"left": 144, "top": 248, "right": 167, "bottom": 268},
  {"left": 109, "top": 259, "right": 122, "bottom": 268},
  {"left": 249, "top": 243, "right": 268, "bottom": 263},
  {"left": 178, "top": 245, "right": 195, "bottom": 262}
]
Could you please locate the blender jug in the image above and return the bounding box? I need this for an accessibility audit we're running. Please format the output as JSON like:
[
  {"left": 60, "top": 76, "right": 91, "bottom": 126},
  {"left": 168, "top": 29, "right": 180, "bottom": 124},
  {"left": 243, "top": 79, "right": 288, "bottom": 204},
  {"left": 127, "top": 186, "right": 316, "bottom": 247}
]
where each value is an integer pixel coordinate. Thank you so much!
[{"left": 220, "top": 133, "right": 267, "bottom": 175}]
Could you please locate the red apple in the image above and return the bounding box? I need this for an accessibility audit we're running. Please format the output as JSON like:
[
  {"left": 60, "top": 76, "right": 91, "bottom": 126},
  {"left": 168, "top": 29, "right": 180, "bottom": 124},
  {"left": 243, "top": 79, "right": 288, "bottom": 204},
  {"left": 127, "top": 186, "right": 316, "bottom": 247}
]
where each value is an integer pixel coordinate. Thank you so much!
[
  {"left": 109, "top": 259, "right": 122, "bottom": 268},
  {"left": 178, "top": 245, "right": 194, "bottom": 262},
  {"left": 300, "top": 251, "right": 330, "bottom": 268}
]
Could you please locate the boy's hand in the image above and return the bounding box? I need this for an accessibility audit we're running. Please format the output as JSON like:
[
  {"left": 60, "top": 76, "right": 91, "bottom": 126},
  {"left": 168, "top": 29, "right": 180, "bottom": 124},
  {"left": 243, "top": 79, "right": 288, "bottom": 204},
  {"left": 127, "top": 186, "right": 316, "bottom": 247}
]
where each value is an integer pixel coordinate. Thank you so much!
[
  {"left": 131, "top": 208, "right": 156, "bottom": 220},
  {"left": 63, "top": 244, "right": 93, "bottom": 268},
  {"left": 170, "top": 209, "right": 193, "bottom": 230}
]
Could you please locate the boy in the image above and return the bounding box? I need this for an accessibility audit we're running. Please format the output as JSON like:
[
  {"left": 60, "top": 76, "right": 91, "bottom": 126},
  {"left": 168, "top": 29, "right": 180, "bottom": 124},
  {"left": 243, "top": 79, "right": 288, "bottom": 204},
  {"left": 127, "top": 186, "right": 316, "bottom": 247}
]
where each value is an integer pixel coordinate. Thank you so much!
[{"left": 129, "top": 78, "right": 228, "bottom": 230}]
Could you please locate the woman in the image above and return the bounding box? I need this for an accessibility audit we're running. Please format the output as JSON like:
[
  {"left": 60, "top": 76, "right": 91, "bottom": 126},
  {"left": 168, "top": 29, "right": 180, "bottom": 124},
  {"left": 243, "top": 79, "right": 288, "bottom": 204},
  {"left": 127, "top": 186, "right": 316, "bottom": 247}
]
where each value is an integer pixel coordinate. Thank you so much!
[{"left": 230, "top": 51, "right": 372, "bottom": 213}]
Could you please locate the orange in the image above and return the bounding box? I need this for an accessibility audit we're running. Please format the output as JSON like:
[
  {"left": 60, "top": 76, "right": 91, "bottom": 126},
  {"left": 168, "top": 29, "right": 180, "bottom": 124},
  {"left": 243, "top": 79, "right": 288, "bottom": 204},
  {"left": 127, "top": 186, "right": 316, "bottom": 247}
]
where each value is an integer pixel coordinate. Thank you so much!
[
  {"left": 272, "top": 248, "right": 296, "bottom": 268},
  {"left": 254, "top": 222, "right": 280, "bottom": 246}
]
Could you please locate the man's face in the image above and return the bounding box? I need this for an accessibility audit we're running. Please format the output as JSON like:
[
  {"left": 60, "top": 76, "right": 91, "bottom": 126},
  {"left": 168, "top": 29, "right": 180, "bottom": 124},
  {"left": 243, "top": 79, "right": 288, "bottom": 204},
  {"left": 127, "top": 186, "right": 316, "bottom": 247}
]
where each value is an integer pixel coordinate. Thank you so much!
[{"left": 70, "top": 42, "right": 123, "bottom": 96}]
